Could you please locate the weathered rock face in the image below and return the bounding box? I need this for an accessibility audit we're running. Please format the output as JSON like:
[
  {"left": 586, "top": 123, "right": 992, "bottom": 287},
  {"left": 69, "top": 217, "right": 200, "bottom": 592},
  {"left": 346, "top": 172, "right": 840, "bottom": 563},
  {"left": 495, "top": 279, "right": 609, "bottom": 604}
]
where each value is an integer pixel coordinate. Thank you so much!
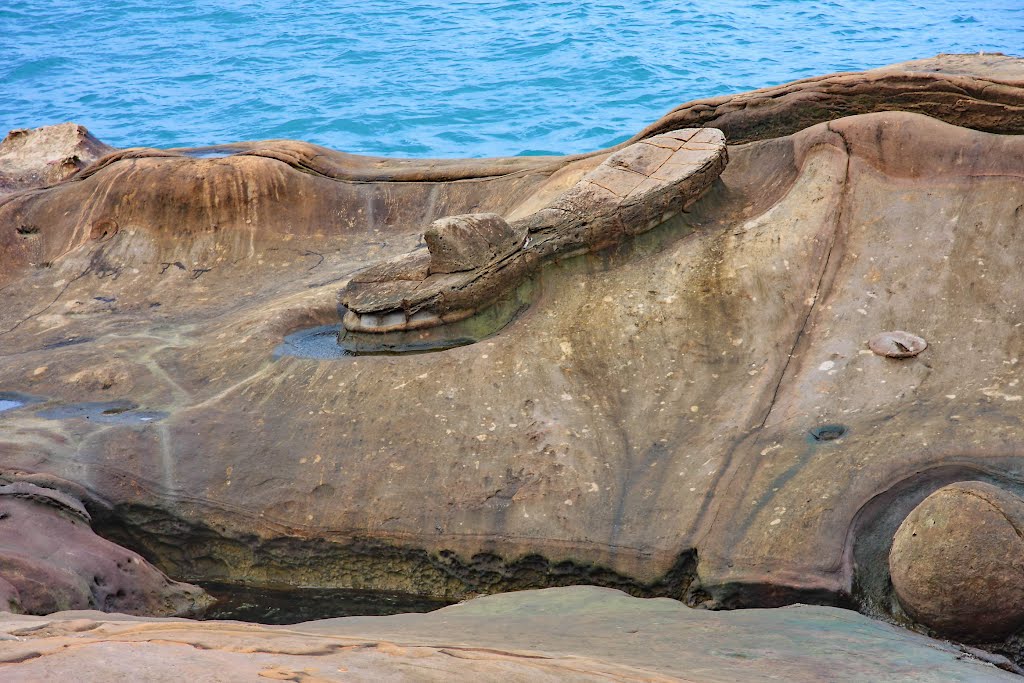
[
  {"left": 424, "top": 213, "right": 525, "bottom": 275},
  {"left": 890, "top": 482, "right": 1024, "bottom": 642},
  {"left": 626, "top": 52, "right": 1024, "bottom": 144},
  {"left": 339, "top": 129, "right": 728, "bottom": 334},
  {"left": 0, "top": 483, "right": 211, "bottom": 617},
  {"left": 0, "top": 587, "right": 1017, "bottom": 682},
  {"left": 0, "top": 123, "right": 114, "bottom": 195},
  {"left": 0, "top": 54, "right": 1023, "bottom": 644}
]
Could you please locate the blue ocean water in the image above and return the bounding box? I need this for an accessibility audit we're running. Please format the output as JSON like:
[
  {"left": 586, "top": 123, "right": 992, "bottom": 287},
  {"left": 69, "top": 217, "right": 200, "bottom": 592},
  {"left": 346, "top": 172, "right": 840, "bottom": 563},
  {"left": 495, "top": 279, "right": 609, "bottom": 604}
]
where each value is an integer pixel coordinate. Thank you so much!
[{"left": 1, "top": 1, "right": 1021, "bottom": 157}]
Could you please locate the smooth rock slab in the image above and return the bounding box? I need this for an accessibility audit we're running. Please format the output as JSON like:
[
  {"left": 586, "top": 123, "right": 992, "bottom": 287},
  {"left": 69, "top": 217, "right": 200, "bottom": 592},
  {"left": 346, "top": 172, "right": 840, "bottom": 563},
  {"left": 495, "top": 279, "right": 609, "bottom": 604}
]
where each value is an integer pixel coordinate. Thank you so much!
[{"left": 0, "top": 587, "right": 1016, "bottom": 682}]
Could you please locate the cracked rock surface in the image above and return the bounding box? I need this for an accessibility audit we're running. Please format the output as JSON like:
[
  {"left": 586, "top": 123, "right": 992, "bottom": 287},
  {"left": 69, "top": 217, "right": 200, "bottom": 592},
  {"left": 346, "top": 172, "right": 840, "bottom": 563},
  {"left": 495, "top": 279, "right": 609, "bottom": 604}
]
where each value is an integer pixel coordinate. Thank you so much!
[{"left": 340, "top": 129, "right": 727, "bottom": 333}]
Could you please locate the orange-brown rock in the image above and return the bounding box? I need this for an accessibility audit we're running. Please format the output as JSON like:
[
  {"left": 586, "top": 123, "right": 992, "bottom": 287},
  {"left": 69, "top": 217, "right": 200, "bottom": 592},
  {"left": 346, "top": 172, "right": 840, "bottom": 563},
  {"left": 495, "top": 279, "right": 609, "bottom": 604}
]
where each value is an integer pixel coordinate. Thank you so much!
[
  {"left": 0, "top": 55, "right": 1023, "bottom": 635},
  {"left": 890, "top": 482, "right": 1024, "bottom": 642}
]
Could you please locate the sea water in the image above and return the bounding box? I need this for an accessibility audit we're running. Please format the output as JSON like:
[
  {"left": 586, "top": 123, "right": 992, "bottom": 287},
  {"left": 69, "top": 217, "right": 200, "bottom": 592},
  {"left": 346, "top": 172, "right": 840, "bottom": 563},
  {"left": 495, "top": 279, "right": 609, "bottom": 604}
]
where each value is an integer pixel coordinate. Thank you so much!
[{"left": 2, "top": 1, "right": 1021, "bottom": 157}]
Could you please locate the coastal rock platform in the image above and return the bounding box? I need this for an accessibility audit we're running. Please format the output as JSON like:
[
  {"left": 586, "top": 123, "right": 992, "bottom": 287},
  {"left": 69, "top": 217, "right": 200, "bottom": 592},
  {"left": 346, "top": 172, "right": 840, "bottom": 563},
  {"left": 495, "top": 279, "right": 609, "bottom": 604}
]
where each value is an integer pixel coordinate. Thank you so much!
[
  {"left": 2, "top": 53, "right": 1024, "bottom": 672},
  {"left": 1, "top": 587, "right": 1018, "bottom": 681}
]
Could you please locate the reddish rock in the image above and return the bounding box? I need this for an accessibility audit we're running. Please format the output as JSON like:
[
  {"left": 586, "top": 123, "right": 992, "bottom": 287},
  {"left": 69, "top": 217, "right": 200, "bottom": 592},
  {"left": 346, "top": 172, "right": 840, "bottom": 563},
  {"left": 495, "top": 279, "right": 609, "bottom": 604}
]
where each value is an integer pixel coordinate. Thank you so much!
[{"left": 0, "top": 483, "right": 211, "bottom": 617}]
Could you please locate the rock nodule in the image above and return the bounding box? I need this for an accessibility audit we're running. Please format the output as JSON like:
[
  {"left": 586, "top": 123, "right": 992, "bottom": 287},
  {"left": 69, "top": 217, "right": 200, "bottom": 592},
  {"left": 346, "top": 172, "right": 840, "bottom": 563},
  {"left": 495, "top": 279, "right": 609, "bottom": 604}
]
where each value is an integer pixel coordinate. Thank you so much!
[
  {"left": 424, "top": 213, "right": 525, "bottom": 274},
  {"left": 868, "top": 330, "right": 927, "bottom": 358},
  {"left": 890, "top": 481, "right": 1024, "bottom": 642}
]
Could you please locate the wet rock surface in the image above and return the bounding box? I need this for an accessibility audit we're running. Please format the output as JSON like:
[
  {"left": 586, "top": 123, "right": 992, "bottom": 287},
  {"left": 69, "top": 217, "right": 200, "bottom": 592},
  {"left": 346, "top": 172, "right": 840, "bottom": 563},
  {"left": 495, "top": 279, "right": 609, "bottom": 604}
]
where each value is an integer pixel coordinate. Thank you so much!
[
  {"left": 0, "top": 483, "right": 210, "bottom": 617},
  {"left": 0, "top": 587, "right": 1017, "bottom": 682},
  {"left": 0, "top": 54, "right": 1023, "bottom": 673}
]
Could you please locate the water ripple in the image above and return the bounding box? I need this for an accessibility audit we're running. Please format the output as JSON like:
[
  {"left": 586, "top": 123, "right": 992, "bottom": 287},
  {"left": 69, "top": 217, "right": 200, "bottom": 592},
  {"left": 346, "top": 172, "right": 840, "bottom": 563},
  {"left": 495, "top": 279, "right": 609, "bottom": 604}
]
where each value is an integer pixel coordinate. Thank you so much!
[{"left": 1, "top": 0, "right": 1021, "bottom": 157}]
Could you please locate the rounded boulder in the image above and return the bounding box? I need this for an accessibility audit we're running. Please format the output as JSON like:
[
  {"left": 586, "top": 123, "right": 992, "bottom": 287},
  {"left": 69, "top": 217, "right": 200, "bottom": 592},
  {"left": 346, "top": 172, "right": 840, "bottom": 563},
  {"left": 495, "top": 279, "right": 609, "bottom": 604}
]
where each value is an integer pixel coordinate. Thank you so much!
[{"left": 889, "top": 481, "right": 1024, "bottom": 642}]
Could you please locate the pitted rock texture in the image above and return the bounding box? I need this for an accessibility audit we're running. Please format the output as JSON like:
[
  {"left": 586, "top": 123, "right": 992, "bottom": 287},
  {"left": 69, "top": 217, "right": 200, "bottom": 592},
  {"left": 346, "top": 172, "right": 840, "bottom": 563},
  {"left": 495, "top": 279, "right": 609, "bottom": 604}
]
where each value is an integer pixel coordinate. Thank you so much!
[
  {"left": 340, "top": 128, "right": 727, "bottom": 333},
  {"left": 0, "top": 587, "right": 1017, "bottom": 682},
  {"left": 0, "top": 55, "right": 1023, "bottom": 625},
  {"left": 0, "top": 484, "right": 211, "bottom": 617},
  {"left": 890, "top": 482, "right": 1024, "bottom": 642}
]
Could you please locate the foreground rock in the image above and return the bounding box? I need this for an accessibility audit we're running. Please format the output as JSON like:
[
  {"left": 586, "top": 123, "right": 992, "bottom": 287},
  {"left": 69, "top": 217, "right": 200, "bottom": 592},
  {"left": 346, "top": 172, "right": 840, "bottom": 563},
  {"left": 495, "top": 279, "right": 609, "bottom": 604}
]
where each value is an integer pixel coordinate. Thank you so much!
[
  {"left": 0, "top": 587, "right": 1017, "bottom": 681},
  {"left": 0, "top": 54, "right": 1023, "bottom": 658},
  {"left": 0, "top": 483, "right": 211, "bottom": 617},
  {"left": 890, "top": 482, "right": 1024, "bottom": 642}
]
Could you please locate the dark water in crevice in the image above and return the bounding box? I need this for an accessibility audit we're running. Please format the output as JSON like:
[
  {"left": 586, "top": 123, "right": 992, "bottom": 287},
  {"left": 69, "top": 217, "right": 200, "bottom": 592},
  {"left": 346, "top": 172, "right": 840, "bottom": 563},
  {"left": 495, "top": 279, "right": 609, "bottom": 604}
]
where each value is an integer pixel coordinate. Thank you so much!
[{"left": 196, "top": 582, "right": 452, "bottom": 625}]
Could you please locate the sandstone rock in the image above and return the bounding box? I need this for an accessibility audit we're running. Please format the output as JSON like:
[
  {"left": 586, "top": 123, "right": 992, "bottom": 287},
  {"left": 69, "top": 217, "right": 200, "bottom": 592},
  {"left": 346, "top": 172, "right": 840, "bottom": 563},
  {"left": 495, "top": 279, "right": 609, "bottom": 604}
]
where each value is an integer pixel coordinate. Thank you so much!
[
  {"left": 868, "top": 331, "right": 927, "bottom": 358},
  {"left": 340, "top": 129, "right": 728, "bottom": 332},
  {"left": 0, "top": 55, "right": 1023, "bottom": 632},
  {"left": 0, "top": 587, "right": 1016, "bottom": 681},
  {"left": 424, "top": 213, "right": 525, "bottom": 274},
  {"left": 890, "top": 481, "right": 1024, "bottom": 642},
  {"left": 0, "top": 483, "right": 211, "bottom": 617},
  {"left": 0, "top": 123, "right": 114, "bottom": 194}
]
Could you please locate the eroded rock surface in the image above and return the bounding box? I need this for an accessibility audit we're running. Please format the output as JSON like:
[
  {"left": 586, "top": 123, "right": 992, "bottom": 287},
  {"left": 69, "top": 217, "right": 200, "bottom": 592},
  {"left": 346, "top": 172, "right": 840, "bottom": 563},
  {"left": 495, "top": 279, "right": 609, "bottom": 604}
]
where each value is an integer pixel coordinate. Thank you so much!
[
  {"left": 340, "top": 129, "right": 728, "bottom": 334},
  {"left": 0, "top": 123, "right": 114, "bottom": 195},
  {"left": 0, "top": 483, "right": 211, "bottom": 617},
  {"left": 0, "top": 55, "right": 1023, "bottom": 655},
  {"left": 0, "top": 587, "right": 1016, "bottom": 682}
]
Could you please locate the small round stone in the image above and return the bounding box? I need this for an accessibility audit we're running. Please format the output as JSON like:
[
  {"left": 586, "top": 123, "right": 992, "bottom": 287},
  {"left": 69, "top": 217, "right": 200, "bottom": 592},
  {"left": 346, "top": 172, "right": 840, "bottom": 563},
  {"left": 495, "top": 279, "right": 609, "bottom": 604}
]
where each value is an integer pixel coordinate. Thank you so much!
[
  {"left": 890, "top": 481, "right": 1024, "bottom": 642},
  {"left": 868, "top": 331, "right": 927, "bottom": 358}
]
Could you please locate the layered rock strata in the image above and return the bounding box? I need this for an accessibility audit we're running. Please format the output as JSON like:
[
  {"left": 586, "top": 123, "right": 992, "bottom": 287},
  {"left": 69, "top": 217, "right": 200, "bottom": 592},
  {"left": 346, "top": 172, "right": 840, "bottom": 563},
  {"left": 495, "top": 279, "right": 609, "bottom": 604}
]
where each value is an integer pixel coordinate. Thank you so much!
[{"left": 340, "top": 129, "right": 727, "bottom": 334}]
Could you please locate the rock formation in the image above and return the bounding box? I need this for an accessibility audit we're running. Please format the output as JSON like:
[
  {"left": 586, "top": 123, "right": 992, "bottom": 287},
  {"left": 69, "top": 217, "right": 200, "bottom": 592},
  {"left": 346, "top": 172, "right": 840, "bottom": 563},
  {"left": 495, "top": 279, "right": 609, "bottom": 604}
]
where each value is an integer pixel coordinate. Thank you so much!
[
  {"left": 0, "top": 482, "right": 210, "bottom": 617},
  {"left": 340, "top": 129, "right": 727, "bottom": 336},
  {"left": 1, "top": 53, "right": 1024, "bottom": 669},
  {"left": 890, "top": 482, "right": 1024, "bottom": 642},
  {"left": 0, "top": 587, "right": 1018, "bottom": 681},
  {"left": 0, "top": 123, "right": 114, "bottom": 195}
]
